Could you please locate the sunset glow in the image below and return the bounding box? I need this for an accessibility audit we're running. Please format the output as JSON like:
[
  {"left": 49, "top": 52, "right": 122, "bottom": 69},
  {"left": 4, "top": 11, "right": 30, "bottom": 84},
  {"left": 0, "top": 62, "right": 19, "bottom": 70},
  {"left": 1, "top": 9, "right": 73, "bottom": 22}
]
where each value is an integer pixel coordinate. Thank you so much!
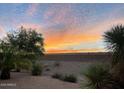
[{"left": 0, "top": 4, "right": 124, "bottom": 53}]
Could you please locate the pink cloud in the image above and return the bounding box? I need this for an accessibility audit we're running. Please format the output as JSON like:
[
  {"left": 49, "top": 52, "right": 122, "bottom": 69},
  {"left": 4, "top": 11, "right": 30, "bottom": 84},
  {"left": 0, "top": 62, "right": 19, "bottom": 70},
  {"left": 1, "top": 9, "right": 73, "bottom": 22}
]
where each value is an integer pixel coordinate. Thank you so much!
[
  {"left": 17, "top": 23, "right": 45, "bottom": 34},
  {"left": 43, "top": 4, "right": 85, "bottom": 28},
  {"left": 26, "top": 4, "right": 39, "bottom": 16},
  {"left": 43, "top": 16, "right": 124, "bottom": 51},
  {"left": 0, "top": 26, "right": 7, "bottom": 39}
]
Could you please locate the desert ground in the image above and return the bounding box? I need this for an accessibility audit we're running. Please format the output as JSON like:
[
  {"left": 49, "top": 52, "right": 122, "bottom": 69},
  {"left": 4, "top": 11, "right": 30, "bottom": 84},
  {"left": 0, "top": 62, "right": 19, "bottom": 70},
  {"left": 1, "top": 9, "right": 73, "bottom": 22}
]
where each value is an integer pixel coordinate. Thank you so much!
[{"left": 0, "top": 53, "right": 111, "bottom": 89}]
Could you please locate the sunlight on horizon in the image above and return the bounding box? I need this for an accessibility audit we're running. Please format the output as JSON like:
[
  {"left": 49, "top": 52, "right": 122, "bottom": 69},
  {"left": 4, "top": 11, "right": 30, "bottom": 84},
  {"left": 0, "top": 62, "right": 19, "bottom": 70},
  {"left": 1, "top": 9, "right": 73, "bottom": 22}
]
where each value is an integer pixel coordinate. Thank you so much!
[{"left": 0, "top": 4, "right": 124, "bottom": 53}]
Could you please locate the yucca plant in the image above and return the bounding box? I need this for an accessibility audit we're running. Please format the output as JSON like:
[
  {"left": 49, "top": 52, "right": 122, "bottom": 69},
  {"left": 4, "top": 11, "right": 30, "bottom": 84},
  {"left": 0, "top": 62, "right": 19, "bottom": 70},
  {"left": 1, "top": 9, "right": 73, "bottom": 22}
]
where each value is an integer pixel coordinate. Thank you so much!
[
  {"left": 82, "top": 64, "right": 115, "bottom": 89},
  {"left": 103, "top": 25, "right": 124, "bottom": 66},
  {"left": 103, "top": 25, "right": 124, "bottom": 88}
]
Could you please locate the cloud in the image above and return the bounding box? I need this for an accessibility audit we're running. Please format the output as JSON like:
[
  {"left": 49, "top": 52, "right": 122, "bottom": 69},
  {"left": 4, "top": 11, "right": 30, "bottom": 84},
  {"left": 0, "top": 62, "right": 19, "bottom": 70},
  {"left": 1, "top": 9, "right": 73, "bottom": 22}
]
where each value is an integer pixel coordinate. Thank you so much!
[
  {"left": 44, "top": 26, "right": 101, "bottom": 51},
  {"left": 46, "top": 48, "right": 104, "bottom": 54},
  {"left": 13, "top": 14, "right": 124, "bottom": 53},
  {"left": 43, "top": 4, "right": 89, "bottom": 28},
  {"left": 26, "top": 4, "right": 39, "bottom": 16},
  {"left": 17, "top": 23, "right": 43, "bottom": 32},
  {"left": 6, "top": 4, "right": 124, "bottom": 53},
  {"left": 0, "top": 26, "right": 7, "bottom": 39},
  {"left": 15, "top": 6, "right": 124, "bottom": 53},
  {"left": 44, "top": 16, "right": 124, "bottom": 53}
]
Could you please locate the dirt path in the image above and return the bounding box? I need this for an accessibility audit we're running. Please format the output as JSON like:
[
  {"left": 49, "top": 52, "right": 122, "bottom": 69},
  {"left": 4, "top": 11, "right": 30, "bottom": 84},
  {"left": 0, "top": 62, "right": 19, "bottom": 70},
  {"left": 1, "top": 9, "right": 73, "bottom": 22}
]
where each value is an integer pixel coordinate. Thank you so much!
[{"left": 0, "top": 72, "right": 79, "bottom": 89}]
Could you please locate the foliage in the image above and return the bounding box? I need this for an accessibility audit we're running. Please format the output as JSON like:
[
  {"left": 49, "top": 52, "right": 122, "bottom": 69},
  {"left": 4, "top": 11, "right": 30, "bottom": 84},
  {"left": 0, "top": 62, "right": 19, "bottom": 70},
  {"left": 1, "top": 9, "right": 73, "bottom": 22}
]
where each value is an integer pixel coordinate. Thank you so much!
[
  {"left": 14, "top": 59, "right": 32, "bottom": 72},
  {"left": 103, "top": 24, "right": 124, "bottom": 88},
  {"left": 32, "top": 63, "right": 43, "bottom": 76},
  {"left": 111, "top": 63, "right": 124, "bottom": 88},
  {"left": 0, "top": 41, "right": 15, "bottom": 79},
  {"left": 7, "top": 26, "right": 44, "bottom": 55},
  {"left": 54, "top": 62, "right": 60, "bottom": 67},
  {"left": 0, "top": 26, "right": 44, "bottom": 79},
  {"left": 82, "top": 64, "right": 115, "bottom": 89},
  {"left": 45, "top": 68, "right": 50, "bottom": 71},
  {"left": 52, "top": 73, "right": 62, "bottom": 79},
  {"left": 52, "top": 73, "right": 77, "bottom": 83},
  {"left": 62, "top": 74, "right": 77, "bottom": 83},
  {"left": 103, "top": 25, "right": 124, "bottom": 66},
  {"left": 12, "top": 52, "right": 36, "bottom": 72}
]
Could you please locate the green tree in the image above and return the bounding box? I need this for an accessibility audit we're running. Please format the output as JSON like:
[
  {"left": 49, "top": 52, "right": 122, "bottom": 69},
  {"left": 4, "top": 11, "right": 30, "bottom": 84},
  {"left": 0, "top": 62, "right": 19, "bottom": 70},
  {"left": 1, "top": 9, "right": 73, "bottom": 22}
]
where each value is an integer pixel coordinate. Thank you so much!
[
  {"left": 7, "top": 26, "right": 44, "bottom": 55},
  {"left": 0, "top": 26, "right": 44, "bottom": 79}
]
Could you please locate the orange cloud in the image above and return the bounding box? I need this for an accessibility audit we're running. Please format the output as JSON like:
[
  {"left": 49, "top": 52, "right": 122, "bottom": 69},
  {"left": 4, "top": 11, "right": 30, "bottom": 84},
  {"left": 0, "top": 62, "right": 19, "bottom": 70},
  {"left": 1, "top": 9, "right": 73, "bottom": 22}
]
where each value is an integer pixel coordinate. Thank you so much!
[
  {"left": 15, "top": 17, "right": 124, "bottom": 54},
  {"left": 46, "top": 48, "right": 104, "bottom": 54},
  {"left": 44, "top": 26, "right": 101, "bottom": 51},
  {"left": 44, "top": 17, "right": 124, "bottom": 53},
  {"left": 42, "top": 4, "right": 102, "bottom": 53}
]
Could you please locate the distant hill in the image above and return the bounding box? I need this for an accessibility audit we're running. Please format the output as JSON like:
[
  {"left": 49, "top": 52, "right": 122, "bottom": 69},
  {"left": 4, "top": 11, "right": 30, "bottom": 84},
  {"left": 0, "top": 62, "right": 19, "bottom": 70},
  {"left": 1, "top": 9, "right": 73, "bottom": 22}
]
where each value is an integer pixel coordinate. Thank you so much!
[{"left": 41, "top": 52, "right": 112, "bottom": 62}]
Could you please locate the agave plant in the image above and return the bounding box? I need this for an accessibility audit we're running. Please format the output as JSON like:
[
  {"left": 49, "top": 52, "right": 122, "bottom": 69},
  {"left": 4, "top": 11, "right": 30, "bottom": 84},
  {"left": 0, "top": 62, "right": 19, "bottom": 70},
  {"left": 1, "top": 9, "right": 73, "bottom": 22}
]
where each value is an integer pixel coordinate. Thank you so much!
[
  {"left": 82, "top": 64, "right": 115, "bottom": 89},
  {"left": 103, "top": 25, "right": 124, "bottom": 66}
]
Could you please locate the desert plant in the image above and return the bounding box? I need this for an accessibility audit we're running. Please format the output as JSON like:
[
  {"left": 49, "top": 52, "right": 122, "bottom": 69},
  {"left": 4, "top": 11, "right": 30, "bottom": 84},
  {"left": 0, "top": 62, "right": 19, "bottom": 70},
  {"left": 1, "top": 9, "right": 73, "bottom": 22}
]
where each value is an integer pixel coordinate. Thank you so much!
[
  {"left": 0, "top": 41, "right": 15, "bottom": 79},
  {"left": 43, "top": 64, "right": 50, "bottom": 71},
  {"left": 52, "top": 73, "right": 77, "bottom": 83},
  {"left": 54, "top": 62, "right": 60, "bottom": 67},
  {"left": 0, "top": 26, "right": 44, "bottom": 79},
  {"left": 82, "top": 64, "right": 115, "bottom": 89},
  {"left": 62, "top": 74, "right": 77, "bottom": 83},
  {"left": 103, "top": 25, "right": 124, "bottom": 88},
  {"left": 43, "top": 64, "right": 49, "bottom": 68},
  {"left": 14, "top": 59, "right": 32, "bottom": 72},
  {"left": 103, "top": 25, "right": 124, "bottom": 66},
  {"left": 52, "top": 73, "right": 62, "bottom": 79},
  {"left": 111, "top": 63, "right": 124, "bottom": 88},
  {"left": 32, "top": 63, "right": 43, "bottom": 76},
  {"left": 7, "top": 26, "right": 44, "bottom": 55},
  {"left": 45, "top": 68, "right": 50, "bottom": 71}
]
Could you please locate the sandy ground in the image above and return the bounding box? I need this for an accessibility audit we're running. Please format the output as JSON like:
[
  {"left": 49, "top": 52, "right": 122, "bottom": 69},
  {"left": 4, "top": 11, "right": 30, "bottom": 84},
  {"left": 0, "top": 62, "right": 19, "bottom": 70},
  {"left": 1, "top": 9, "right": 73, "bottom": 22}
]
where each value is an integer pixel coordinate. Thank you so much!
[
  {"left": 0, "top": 72, "right": 79, "bottom": 89},
  {"left": 0, "top": 57, "right": 109, "bottom": 89},
  {"left": 42, "top": 61, "right": 99, "bottom": 77}
]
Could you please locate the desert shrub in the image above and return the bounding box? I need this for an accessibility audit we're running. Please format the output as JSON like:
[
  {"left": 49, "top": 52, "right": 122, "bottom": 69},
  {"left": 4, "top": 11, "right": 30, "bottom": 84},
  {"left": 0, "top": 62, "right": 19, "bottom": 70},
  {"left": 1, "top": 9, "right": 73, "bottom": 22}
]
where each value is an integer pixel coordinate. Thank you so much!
[
  {"left": 43, "top": 64, "right": 49, "bottom": 68},
  {"left": 54, "top": 62, "right": 60, "bottom": 67},
  {"left": 14, "top": 59, "right": 32, "bottom": 72},
  {"left": 32, "top": 63, "right": 43, "bottom": 76},
  {"left": 103, "top": 25, "right": 124, "bottom": 88},
  {"left": 45, "top": 68, "right": 50, "bottom": 71},
  {"left": 62, "top": 74, "right": 77, "bottom": 83},
  {"left": 43, "top": 64, "right": 50, "bottom": 71},
  {"left": 52, "top": 73, "right": 62, "bottom": 79},
  {"left": 111, "top": 63, "right": 124, "bottom": 88},
  {"left": 0, "top": 62, "right": 2, "bottom": 70},
  {"left": 82, "top": 64, "right": 115, "bottom": 89},
  {"left": 52, "top": 73, "right": 77, "bottom": 83}
]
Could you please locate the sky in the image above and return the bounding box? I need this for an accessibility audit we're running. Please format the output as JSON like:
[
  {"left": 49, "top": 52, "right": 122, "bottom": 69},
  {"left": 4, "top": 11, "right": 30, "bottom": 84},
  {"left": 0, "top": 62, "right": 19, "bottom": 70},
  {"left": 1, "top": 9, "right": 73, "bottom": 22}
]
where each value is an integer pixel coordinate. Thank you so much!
[{"left": 0, "top": 4, "right": 124, "bottom": 53}]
